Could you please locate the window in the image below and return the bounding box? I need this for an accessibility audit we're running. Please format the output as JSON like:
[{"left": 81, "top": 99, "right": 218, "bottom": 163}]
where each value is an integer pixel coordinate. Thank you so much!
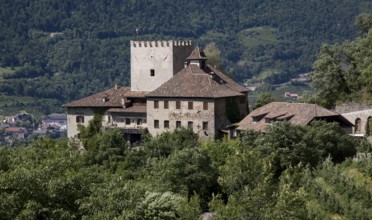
[
  {"left": 240, "top": 96, "right": 246, "bottom": 104},
  {"left": 355, "top": 118, "right": 362, "bottom": 134},
  {"left": 150, "top": 69, "right": 155, "bottom": 77},
  {"left": 154, "top": 101, "right": 159, "bottom": 109},
  {"left": 125, "top": 118, "right": 131, "bottom": 125},
  {"left": 176, "top": 121, "right": 181, "bottom": 128},
  {"left": 117, "top": 117, "right": 125, "bottom": 123},
  {"left": 176, "top": 101, "right": 181, "bottom": 109},
  {"left": 203, "top": 121, "right": 208, "bottom": 130},
  {"left": 188, "top": 102, "right": 193, "bottom": 110},
  {"left": 203, "top": 102, "right": 208, "bottom": 110},
  {"left": 366, "top": 117, "right": 372, "bottom": 136},
  {"left": 164, "top": 101, "right": 169, "bottom": 109},
  {"left": 164, "top": 120, "right": 169, "bottom": 129},
  {"left": 154, "top": 120, "right": 159, "bottom": 128},
  {"left": 137, "top": 118, "right": 142, "bottom": 125},
  {"left": 188, "top": 121, "right": 193, "bottom": 129},
  {"left": 265, "top": 118, "right": 273, "bottom": 124},
  {"left": 76, "top": 116, "right": 84, "bottom": 123}
]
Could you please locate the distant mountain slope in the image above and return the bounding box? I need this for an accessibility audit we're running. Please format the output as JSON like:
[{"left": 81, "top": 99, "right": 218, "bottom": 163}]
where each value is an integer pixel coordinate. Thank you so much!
[{"left": 0, "top": 0, "right": 371, "bottom": 114}]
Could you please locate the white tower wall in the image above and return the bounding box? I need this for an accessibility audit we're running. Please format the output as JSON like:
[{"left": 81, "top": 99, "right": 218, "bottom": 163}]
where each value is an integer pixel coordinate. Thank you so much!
[{"left": 130, "top": 40, "right": 192, "bottom": 92}]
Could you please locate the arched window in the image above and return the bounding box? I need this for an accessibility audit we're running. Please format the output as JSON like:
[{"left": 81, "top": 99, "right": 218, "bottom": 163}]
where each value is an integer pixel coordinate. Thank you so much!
[
  {"left": 355, "top": 118, "right": 362, "bottom": 134},
  {"left": 366, "top": 116, "right": 372, "bottom": 136}
]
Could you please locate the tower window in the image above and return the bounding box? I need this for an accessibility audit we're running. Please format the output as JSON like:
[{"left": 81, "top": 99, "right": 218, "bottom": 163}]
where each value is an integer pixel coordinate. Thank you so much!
[
  {"left": 150, "top": 69, "right": 155, "bottom": 77},
  {"left": 164, "top": 101, "right": 169, "bottom": 109},
  {"left": 203, "top": 102, "right": 208, "bottom": 110},
  {"left": 188, "top": 102, "right": 193, "bottom": 110}
]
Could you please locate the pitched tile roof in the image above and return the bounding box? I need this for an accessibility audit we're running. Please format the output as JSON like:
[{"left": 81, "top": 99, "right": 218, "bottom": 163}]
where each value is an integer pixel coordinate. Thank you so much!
[
  {"left": 64, "top": 86, "right": 147, "bottom": 107},
  {"left": 146, "top": 64, "right": 248, "bottom": 98},
  {"left": 108, "top": 104, "right": 147, "bottom": 114},
  {"left": 237, "top": 102, "right": 353, "bottom": 132},
  {"left": 186, "top": 47, "right": 207, "bottom": 60}
]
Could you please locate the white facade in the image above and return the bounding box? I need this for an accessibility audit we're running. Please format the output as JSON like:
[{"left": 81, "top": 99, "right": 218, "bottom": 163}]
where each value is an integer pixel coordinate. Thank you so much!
[
  {"left": 66, "top": 107, "right": 95, "bottom": 138},
  {"left": 130, "top": 40, "right": 192, "bottom": 92}
]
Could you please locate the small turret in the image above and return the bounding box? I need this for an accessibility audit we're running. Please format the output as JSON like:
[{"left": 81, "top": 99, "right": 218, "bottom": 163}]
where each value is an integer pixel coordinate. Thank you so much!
[{"left": 186, "top": 47, "right": 208, "bottom": 69}]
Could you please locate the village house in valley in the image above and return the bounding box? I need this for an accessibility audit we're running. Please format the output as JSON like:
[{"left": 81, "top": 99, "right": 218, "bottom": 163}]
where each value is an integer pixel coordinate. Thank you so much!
[{"left": 64, "top": 40, "right": 249, "bottom": 141}]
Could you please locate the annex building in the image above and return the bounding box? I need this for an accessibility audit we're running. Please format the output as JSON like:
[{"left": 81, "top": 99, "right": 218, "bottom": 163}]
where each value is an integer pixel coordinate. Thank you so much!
[{"left": 64, "top": 40, "right": 249, "bottom": 142}]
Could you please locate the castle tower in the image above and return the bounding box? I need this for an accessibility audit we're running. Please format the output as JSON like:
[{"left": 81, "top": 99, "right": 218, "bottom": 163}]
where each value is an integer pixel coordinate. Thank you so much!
[{"left": 130, "top": 40, "right": 193, "bottom": 92}]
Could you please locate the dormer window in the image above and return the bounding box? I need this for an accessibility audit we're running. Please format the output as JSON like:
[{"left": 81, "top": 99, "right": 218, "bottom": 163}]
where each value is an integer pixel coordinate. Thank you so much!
[
  {"left": 252, "top": 113, "right": 268, "bottom": 123},
  {"left": 265, "top": 118, "right": 273, "bottom": 124}
]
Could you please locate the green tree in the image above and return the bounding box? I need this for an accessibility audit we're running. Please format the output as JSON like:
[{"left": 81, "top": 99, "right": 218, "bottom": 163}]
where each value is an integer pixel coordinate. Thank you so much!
[
  {"left": 77, "top": 112, "right": 103, "bottom": 149},
  {"left": 312, "top": 13, "right": 372, "bottom": 107},
  {"left": 204, "top": 42, "right": 222, "bottom": 68},
  {"left": 254, "top": 92, "right": 276, "bottom": 109},
  {"left": 255, "top": 121, "right": 357, "bottom": 171},
  {"left": 154, "top": 147, "right": 218, "bottom": 209}
]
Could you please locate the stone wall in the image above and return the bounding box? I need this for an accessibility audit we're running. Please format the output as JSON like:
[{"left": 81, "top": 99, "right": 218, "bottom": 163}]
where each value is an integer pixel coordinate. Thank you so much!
[
  {"left": 335, "top": 102, "right": 372, "bottom": 114},
  {"left": 147, "top": 98, "right": 216, "bottom": 139},
  {"left": 341, "top": 109, "right": 372, "bottom": 135}
]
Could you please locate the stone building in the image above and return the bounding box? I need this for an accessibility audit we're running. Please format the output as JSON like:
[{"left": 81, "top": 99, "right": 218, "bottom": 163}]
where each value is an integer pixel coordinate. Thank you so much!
[
  {"left": 237, "top": 102, "right": 353, "bottom": 134},
  {"left": 335, "top": 102, "right": 372, "bottom": 137},
  {"left": 146, "top": 48, "right": 249, "bottom": 139},
  {"left": 64, "top": 40, "right": 249, "bottom": 141}
]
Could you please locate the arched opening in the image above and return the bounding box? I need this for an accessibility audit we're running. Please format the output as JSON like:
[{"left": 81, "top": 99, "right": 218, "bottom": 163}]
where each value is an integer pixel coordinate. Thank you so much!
[
  {"left": 366, "top": 116, "right": 372, "bottom": 136},
  {"left": 355, "top": 118, "right": 362, "bottom": 134}
]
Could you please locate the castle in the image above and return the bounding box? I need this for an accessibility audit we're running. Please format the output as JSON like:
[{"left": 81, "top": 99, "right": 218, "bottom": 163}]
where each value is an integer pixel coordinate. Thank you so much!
[{"left": 64, "top": 40, "right": 249, "bottom": 142}]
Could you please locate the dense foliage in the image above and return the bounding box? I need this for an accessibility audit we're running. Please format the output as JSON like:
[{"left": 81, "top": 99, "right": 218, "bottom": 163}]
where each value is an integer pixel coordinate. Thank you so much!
[
  {"left": 1, "top": 120, "right": 370, "bottom": 219},
  {"left": 312, "top": 13, "right": 372, "bottom": 107},
  {"left": 1, "top": 1, "right": 371, "bottom": 114}
]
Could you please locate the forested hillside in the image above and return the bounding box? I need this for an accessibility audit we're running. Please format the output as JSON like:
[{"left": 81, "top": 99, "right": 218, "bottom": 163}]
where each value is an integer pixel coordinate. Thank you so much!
[{"left": 0, "top": 0, "right": 371, "bottom": 114}]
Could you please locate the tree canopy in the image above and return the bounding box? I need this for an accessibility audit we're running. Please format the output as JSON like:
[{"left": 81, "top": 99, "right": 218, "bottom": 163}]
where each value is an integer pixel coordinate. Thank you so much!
[
  {"left": 312, "top": 14, "right": 372, "bottom": 108},
  {"left": 2, "top": 119, "right": 369, "bottom": 219}
]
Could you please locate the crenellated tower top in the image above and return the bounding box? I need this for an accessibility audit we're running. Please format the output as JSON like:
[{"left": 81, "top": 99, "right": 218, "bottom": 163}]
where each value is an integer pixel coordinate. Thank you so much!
[{"left": 130, "top": 40, "right": 192, "bottom": 48}]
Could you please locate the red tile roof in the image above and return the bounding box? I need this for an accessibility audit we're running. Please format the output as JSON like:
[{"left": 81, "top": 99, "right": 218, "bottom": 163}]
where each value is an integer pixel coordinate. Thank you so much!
[
  {"left": 146, "top": 64, "right": 248, "bottom": 98},
  {"left": 108, "top": 105, "right": 147, "bottom": 114},
  {"left": 186, "top": 47, "right": 207, "bottom": 60},
  {"left": 237, "top": 102, "right": 353, "bottom": 132},
  {"left": 64, "top": 87, "right": 147, "bottom": 108},
  {"left": 5, "top": 127, "right": 25, "bottom": 132}
]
